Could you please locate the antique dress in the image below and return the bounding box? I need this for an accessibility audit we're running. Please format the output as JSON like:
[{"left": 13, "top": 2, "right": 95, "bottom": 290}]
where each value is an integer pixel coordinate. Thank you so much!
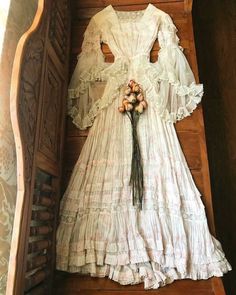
[{"left": 56, "top": 3, "right": 231, "bottom": 289}]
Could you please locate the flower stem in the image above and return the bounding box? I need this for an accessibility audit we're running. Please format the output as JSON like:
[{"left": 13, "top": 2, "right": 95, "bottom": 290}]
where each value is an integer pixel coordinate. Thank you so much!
[{"left": 128, "top": 112, "right": 144, "bottom": 210}]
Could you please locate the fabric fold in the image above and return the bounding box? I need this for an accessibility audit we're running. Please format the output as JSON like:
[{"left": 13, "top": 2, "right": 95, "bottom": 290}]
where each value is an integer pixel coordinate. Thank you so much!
[
  {"left": 56, "top": 207, "right": 231, "bottom": 289},
  {"left": 149, "top": 14, "right": 204, "bottom": 122},
  {"left": 67, "top": 17, "right": 111, "bottom": 129},
  {"left": 57, "top": 4, "right": 231, "bottom": 290}
]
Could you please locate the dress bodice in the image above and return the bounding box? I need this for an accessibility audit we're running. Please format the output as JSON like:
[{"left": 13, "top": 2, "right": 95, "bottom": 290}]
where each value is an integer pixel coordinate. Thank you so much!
[
  {"left": 67, "top": 4, "right": 203, "bottom": 131},
  {"left": 101, "top": 4, "right": 158, "bottom": 61}
]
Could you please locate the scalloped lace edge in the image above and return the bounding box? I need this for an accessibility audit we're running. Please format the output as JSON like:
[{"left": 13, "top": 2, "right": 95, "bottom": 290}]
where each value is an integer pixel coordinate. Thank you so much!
[{"left": 67, "top": 60, "right": 203, "bottom": 129}]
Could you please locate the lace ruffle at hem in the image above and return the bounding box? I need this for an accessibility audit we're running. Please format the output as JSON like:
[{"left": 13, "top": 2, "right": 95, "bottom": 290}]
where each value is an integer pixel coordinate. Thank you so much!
[
  {"left": 56, "top": 248, "right": 231, "bottom": 289},
  {"left": 56, "top": 208, "right": 232, "bottom": 289}
]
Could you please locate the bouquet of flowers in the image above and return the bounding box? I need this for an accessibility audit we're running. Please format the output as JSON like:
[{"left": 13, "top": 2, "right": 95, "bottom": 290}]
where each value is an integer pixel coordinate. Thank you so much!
[{"left": 118, "top": 80, "right": 148, "bottom": 209}]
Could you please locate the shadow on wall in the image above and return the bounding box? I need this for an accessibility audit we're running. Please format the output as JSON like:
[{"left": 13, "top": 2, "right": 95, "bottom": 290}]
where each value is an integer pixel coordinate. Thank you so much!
[
  {"left": 193, "top": 1, "right": 236, "bottom": 294},
  {"left": 0, "top": 0, "right": 38, "bottom": 294}
]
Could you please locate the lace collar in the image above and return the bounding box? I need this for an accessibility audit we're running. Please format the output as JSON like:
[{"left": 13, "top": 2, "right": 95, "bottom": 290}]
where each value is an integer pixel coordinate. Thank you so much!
[{"left": 107, "top": 3, "right": 155, "bottom": 24}]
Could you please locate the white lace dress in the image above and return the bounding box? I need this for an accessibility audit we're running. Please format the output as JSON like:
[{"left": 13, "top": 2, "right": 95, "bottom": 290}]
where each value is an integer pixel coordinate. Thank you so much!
[{"left": 56, "top": 4, "right": 231, "bottom": 289}]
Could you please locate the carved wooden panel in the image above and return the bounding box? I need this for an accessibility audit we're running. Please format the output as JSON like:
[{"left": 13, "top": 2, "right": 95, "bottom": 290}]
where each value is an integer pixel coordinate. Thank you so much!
[
  {"left": 8, "top": 0, "right": 71, "bottom": 294},
  {"left": 49, "top": 0, "right": 69, "bottom": 64},
  {"left": 8, "top": 4, "right": 49, "bottom": 293},
  {"left": 38, "top": 54, "right": 63, "bottom": 164},
  {"left": 19, "top": 38, "right": 45, "bottom": 182}
]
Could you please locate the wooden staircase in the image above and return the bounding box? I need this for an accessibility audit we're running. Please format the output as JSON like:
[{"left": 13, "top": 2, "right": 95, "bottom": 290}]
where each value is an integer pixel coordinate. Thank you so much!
[{"left": 53, "top": 271, "right": 225, "bottom": 295}]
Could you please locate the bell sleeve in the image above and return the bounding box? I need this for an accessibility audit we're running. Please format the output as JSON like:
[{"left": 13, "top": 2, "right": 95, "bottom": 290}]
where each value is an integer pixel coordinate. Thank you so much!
[
  {"left": 154, "top": 13, "right": 203, "bottom": 123},
  {"left": 67, "top": 17, "right": 108, "bottom": 129}
]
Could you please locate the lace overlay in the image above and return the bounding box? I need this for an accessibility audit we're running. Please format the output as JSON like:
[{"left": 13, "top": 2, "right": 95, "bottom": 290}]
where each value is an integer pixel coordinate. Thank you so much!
[
  {"left": 114, "top": 9, "right": 146, "bottom": 22},
  {"left": 57, "top": 3, "right": 231, "bottom": 290}
]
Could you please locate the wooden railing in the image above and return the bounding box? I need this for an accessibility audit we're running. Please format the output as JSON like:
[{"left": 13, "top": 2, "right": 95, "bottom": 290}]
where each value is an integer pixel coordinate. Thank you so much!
[{"left": 7, "top": 0, "right": 71, "bottom": 294}]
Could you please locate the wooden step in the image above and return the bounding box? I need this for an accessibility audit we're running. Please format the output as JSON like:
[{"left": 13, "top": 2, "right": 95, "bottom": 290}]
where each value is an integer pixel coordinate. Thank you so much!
[{"left": 53, "top": 271, "right": 224, "bottom": 295}]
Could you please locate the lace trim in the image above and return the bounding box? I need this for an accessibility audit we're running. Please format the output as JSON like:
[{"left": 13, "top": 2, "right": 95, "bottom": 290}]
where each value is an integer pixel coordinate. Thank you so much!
[
  {"left": 68, "top": 44, "right": 202, "bottom": 128},
  {"left": 67, "top": 62, "right": 107, "bottom": 109},
  {"left": 68, "top": 60, "right": 129, "bottom": 130},
  {"left": 59, "top": 204, "right": 206, "bottom": 225},
  {"left": 56, "top": 258, "right": 231, "bottom": 289},
  {"left": 68, "top": 78, "right": 127, "bottom": 130},
  {"left": 115, "top": 10, "right": 145, "bottom": 22},
  {"left": 68, "top": 59, "right": 203, "bottom": 128},
  {"left": 144, "top": 57, "right": 203, "bottom": 122},
  {"left": 81, "top": 17, "right": 102, "bottom": 53},
  {"left": 56, "top": 223, "right": 232, "bottom": 288},
  {"left": 56, "top": 206, "right": 212, "bottom": 266},
  {"left": 57, "top": 244, "right": 228, "bottom": 268},
  {"left": 157, "top": 14, "right": 180, "bottom": 48},
  {"left": 162, "top": 83, "right": 203, "bottom": 122},
  {"left": 57, "top": 245, "right": 228, "bottom": 268}
]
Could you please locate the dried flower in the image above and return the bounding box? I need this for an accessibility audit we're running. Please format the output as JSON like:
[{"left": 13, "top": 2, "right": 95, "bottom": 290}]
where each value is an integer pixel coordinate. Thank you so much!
[
  {"left": 124, "top": 86, "right": 132, "bottom": 95},
  {"left": 128, "top": 80, "right": 135, "bottom": 88},
  {"left": 125, "top": 103, "right": 133, "bottom": 111},
  {"left": 122, "top": 99, "right": 129, "bottom": 106},
  {"left": 140, "top": 100, "right": 148, "bottom": 109},
  {"left": 127, "top": 93, "right": 137, "bottom": 104},
  {"left": 117, "top": 79, "right": 148, "bottom": 210},
  {"left": 118, "top": 106, "right": 125, "bottom": 113},
  {"left": 135, "top": 104, "right": 144, "bottom": 113},
  {"left": 119, "top": 80, "right": 147, "bottom": 114},
  {"left": 137, "top": 93, "right": 144, "bottom": 102},
  {"left": 132, "top": 83, "right": 140, "bottom": 93}
]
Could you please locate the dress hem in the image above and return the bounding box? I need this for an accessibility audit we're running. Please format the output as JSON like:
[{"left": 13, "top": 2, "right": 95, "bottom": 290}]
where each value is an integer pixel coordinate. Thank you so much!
[{"left": 56, "top": 257, "right": 232, "bottom": 289}]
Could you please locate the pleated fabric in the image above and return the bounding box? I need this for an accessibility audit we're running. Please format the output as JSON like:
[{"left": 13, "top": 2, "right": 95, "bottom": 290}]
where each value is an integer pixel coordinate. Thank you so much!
[{"left": 56, "top": 3, "right": 231, "bottom": 289}]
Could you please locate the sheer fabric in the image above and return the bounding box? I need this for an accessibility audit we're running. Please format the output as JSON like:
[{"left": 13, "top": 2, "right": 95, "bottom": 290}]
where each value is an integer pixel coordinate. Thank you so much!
[
  {"left": 67, "top": 4, "right": 203, "bottom": 129},
  {"left": 56, "top": 4, "right": 231, "bottom": 289}
]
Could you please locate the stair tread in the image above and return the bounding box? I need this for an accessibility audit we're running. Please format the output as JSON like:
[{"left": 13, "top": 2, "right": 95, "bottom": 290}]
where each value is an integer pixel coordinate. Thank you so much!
[{"left": 53, "top": 272, "right": 219, "bottom": 295}]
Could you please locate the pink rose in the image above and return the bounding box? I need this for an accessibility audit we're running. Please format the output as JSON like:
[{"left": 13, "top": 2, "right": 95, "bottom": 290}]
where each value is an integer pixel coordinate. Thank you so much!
[
  {"left": 135, "top": 104, "right": 144, "bottom": 113},
  {"left": 137, "top": 93, "right": 144, "bottom": 102}
]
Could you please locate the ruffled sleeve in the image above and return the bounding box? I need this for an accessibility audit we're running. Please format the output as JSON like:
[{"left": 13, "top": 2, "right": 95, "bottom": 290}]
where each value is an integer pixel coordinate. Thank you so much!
[
  {"left": 154, "top": 13, "right": 203, "bottom": 122},
  {"left": 67, "top": 17, "right": 109, "bottom": 129}
]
